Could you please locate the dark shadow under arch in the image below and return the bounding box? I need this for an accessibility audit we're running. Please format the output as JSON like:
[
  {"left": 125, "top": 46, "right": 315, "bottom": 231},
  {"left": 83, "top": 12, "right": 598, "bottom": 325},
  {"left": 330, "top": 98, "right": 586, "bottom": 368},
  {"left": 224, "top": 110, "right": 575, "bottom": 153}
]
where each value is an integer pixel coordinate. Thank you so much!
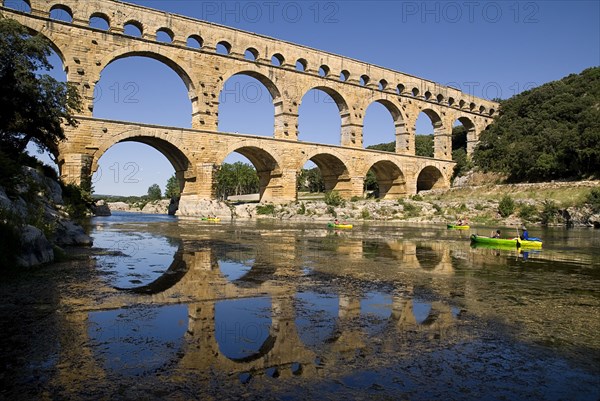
[{"left": 416, "top": 166, "right": 445, "bottom": 192}]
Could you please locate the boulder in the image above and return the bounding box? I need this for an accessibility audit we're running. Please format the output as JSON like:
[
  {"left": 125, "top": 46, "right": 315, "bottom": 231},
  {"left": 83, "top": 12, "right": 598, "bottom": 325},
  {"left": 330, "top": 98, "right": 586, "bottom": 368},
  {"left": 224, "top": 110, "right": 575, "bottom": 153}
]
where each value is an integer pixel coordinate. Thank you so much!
[
  {"left": 92, "top": 199, "right": 111, "bottom": 216},
  {"left": 16, "top": 225, "right": 54, "bottom": 267},
  {"left": 54, "top": 220, "right": 93, "bottom": 246}
]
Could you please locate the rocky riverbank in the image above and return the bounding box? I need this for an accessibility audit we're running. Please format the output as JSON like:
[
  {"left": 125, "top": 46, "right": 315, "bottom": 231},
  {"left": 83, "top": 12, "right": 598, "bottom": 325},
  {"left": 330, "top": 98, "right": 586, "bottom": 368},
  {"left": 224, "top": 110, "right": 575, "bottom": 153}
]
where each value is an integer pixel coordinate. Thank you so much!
[
  {"left": 100, "top": 180, "right": 600, "bottom": 228},
  {"left": 0, "top": 167, "right": 92, "bottom": 267}
]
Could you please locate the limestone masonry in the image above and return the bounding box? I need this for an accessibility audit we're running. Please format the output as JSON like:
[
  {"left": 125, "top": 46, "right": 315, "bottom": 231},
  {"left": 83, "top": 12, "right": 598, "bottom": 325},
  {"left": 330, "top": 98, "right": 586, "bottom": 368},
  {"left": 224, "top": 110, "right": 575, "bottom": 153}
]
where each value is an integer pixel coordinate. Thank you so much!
[{"left": 1, "top": 0, "right": 498, "bottom": 206}]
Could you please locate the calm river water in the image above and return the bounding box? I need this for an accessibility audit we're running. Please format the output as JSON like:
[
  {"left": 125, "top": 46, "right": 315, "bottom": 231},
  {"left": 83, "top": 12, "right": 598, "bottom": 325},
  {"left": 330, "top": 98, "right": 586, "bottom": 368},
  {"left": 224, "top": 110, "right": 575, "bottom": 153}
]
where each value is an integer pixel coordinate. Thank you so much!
[{"left": 1, "top": 212, "right": 599, "bottom": 400}]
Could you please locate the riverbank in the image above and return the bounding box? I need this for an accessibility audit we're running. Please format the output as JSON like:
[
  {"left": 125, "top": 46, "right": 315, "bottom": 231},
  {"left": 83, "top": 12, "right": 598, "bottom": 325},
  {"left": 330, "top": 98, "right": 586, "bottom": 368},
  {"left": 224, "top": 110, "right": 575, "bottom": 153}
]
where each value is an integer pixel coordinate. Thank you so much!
[{"left": 105, "top": 180, "right": 600, "bottom": 228}]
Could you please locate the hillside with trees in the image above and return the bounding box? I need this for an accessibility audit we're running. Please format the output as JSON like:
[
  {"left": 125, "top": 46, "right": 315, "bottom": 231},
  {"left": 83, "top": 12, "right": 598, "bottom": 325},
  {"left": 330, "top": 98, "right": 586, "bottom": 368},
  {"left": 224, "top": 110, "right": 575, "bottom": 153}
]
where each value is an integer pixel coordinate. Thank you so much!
[{"left": 474, "top": 67, "right": 600, "bottom": 181}]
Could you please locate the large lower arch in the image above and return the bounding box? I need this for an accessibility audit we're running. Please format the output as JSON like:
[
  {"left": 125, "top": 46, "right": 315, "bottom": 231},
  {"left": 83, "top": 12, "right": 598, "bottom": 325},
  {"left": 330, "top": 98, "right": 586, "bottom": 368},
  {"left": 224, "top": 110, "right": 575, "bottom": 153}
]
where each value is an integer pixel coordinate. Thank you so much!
[
  {"left": 416, "top": 165, "right": 447, "bottom": 192},
  {"left": 366, "top": 160, "right": 406, "bottom": 199},
  {"left": 299, "top": 153, "right": 352, "bottom": 197},
  {"left": 91, "top": 133, "right": 192, "bottom": 195},
  {"left": 219, "top": 146, "right": 283, "bottom": 202}
]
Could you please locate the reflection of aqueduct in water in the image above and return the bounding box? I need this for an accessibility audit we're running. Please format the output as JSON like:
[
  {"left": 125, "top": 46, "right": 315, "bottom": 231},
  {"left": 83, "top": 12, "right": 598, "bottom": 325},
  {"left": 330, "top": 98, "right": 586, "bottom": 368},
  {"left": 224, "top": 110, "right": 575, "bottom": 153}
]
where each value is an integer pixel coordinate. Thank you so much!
[
  {"left": 1, "top": 0, "right": 498, "bottom": 207},
  {"left": 55, "top": 237, "right": 461, "bottom": 387}
]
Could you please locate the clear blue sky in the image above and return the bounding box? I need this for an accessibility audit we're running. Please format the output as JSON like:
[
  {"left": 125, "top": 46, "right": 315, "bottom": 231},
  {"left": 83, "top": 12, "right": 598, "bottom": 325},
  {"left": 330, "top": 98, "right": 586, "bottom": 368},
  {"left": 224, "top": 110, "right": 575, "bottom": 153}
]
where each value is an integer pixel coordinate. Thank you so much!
[{"left": 24, "top": 0, "right": 600, "bottom": 196}]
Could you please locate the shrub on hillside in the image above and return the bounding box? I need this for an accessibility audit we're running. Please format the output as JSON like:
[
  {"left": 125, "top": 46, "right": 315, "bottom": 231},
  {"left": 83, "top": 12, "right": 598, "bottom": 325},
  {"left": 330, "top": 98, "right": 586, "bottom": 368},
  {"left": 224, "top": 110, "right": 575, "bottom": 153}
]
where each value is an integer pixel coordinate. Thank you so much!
[
  {"left": 498, "top": 195, "right": 515, "bottom": 217},
  {"left": 324, "top": 191, "right": 345, "bottom": 207}
]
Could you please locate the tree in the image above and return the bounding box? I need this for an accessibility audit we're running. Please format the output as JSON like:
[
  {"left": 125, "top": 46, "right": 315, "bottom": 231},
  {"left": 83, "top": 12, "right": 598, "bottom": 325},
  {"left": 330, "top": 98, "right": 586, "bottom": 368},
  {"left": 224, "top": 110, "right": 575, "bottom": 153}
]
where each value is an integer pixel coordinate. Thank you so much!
[
  {"left": 0, "top": 17, "right": 81, "bottom": 158},
  {"left": 165, "top": 174, "right": 180, "bottom": 198},
  {"left": 415, "top": 134, "right": 434, "bottom": 157},
  {"left": 215, "top": 162, "right": 259, "bottom": 200},
  {"left": 147, "top": 183, "right": 162, "bottom": 200},
  {"left": 474, "top": 67, "right": 600, "bottom": 181}
]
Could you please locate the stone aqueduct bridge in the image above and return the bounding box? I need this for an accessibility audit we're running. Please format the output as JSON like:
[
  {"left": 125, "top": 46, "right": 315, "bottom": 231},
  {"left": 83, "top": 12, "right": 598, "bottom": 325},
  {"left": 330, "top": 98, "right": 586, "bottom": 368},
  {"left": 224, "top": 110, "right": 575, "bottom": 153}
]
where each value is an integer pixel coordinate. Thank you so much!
[{"left": 1, "top": 0, "right": 499, "bottom": 205}]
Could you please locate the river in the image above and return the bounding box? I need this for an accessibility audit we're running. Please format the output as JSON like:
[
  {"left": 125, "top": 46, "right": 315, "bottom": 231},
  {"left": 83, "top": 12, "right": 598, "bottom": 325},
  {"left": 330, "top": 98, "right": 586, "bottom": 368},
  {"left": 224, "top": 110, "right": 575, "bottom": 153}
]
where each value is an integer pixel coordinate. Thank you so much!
[{"left": 1, "top": 212, "right": 599, "bottom": 400}]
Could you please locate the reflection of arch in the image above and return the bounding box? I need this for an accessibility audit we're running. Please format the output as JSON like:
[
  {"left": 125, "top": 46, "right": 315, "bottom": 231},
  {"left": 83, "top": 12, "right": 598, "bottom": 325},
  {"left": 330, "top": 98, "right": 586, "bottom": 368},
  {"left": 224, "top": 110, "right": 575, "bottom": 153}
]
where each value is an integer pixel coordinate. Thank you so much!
[
  {"left": 415, "top": 245, "right": 443, "bottom": 269},
  {"left": 300, "top": 152, "right": 350, "bottom": 193},
  {"left": 365, "top": 160, "right": 406, "bottom": 199},
  {"left": 114, "top": 250, "right": 188, "bottom": 294},
  {"left": 223, "top": 261, "right": 277, "bottom": 287},
  {"left": 416, "top": 166, "right": 446, "bottom": 192},
  {"left": 229, "top": 335, "right": 277, "bottom": 363}
]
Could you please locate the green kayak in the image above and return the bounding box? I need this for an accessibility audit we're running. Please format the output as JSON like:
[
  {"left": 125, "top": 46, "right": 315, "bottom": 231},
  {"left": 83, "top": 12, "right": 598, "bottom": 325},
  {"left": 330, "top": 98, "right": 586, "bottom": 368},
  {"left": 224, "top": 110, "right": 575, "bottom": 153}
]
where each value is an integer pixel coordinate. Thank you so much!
[{"left": 470, "top": 234, "right": 542, "bottom": 249}]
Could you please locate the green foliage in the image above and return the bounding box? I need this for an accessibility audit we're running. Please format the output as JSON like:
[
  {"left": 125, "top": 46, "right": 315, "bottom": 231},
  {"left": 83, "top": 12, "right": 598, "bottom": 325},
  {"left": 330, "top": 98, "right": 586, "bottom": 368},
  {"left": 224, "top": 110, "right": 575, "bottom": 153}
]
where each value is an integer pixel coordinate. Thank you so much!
[
  {"left": 61, "top": 183, "right": 94, "bottom": 219},
  {"left": 297, "top": 167, "right": 324, "bottom": 193},
  {"left": 327, "top": 205, "right": 337, "bottom": 217},
  {"left": 403, "top": 202, "right": 422, "bottom": 218},
  {"left": 415, "top": 134, "right": 434, "bottom": 157},
  {"left": 451, "top": 148, "right": 473, "bottom": 180},
  {"left": 411, "top": 194, "right": 423, "bottom": 201},
  {"left": 297, "top": 202, "right": 306, "bottom": 215},
  {"left": 540, "top": 199, "right": 559, "bottom": 225},
  {"left": 366, "top": 142, "right": 395, "bottom": 152},
  {"left": 0, "top": 17, "right": 81, "bottom": 156},
  {"left": 518, "top": 203, "right": 538, "bottom": 221},
  {"left": 147, "top": 183, "right": 162, "bottom": 200},
  {"left": 474, "top": 67, "right": 600, "bottom": 181},
  {"left": 165, "top": 174, "right": 180, "bottom": 198},
  {"left": 364, "top": 169, "right": 378, "bottom": 195},
  {"left": 256, "top": 204, "right": 275, "bottom": 215},
  {"left": 584, "top": 188, "right": 600, "bottom": 213},
  {"left": 324, "top": 191, "right": 345, "bottom": 207},
  {"left": 350, "top": 196, "right": 362, "bottom": 202},
  {"left": 361, "top": 208, "right": 371, "bottom": 219},
  {"left": 216, "top": 162, "right": 259, "bottom": 200},
  {"left": 498, "top": 195, "right": 515, "bottom": 217}
]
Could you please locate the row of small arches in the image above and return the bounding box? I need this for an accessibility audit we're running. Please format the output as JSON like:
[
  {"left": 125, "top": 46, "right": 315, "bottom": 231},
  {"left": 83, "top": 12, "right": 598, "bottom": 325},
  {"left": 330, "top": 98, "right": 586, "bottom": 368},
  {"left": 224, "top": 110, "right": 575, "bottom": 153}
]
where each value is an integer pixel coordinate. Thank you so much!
[{"left": 6, "top": 0, "right": 495, "bottom": 116}]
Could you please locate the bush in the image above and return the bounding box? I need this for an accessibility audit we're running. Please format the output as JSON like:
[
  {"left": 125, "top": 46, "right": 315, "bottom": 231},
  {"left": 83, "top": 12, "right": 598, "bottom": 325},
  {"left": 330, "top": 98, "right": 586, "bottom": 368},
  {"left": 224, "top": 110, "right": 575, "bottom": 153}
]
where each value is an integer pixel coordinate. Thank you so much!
[
  {"left": 498, "top": 195, "right": 515, "bottom": 217},
  {"left": 324, "top": 191, "right": 345, "bottom": 207},
  {"left": 403, "top": 203, "right": 422, "bottom": 218},
  {"left": 327, "top": 206, "right": 337, "bottom": 217},
  {"left": 256, "top": 204, "right": 276, "bottom": 215},
  {"left": 518, "top": 203, "right": 538, "bottom": 221},
  {"left": 361, "top": 208, "right": 370, "bottom": 219},
  {"left": 585, "top": 188, "right": 600, "bottom": 212},
  {"left": 540, "top": 199, "right": 559, "bottom": 225},
  {"left": 297, "top": 202, "right": 306, "bottom": 215},
  {"left": 61, "top": 183, "right": 94, "bottom": 219},
  {"left": 411, "top": 194, "right": 423, "bottom": 201}
]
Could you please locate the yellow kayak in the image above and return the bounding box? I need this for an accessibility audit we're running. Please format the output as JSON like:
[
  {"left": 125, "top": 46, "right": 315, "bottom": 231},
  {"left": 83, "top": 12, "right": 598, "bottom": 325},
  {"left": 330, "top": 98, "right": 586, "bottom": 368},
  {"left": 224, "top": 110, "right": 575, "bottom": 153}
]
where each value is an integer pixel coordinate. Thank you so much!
[
  {"left": 201, "top": 217, "right": 221, "bottom": 222},
  {"left": 447, "top": 224, "right": 470, "bottom": 230}
]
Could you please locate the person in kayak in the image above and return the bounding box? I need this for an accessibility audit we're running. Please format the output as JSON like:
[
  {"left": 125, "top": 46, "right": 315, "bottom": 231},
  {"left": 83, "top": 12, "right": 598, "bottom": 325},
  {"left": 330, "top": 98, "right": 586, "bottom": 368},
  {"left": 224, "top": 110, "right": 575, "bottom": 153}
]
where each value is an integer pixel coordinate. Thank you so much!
[
  {"left": 492, "top": 229, "right": 501, "bottom": 238},
  {"left": 520, "top": 226, "right": 529, "bottom": 240}
]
